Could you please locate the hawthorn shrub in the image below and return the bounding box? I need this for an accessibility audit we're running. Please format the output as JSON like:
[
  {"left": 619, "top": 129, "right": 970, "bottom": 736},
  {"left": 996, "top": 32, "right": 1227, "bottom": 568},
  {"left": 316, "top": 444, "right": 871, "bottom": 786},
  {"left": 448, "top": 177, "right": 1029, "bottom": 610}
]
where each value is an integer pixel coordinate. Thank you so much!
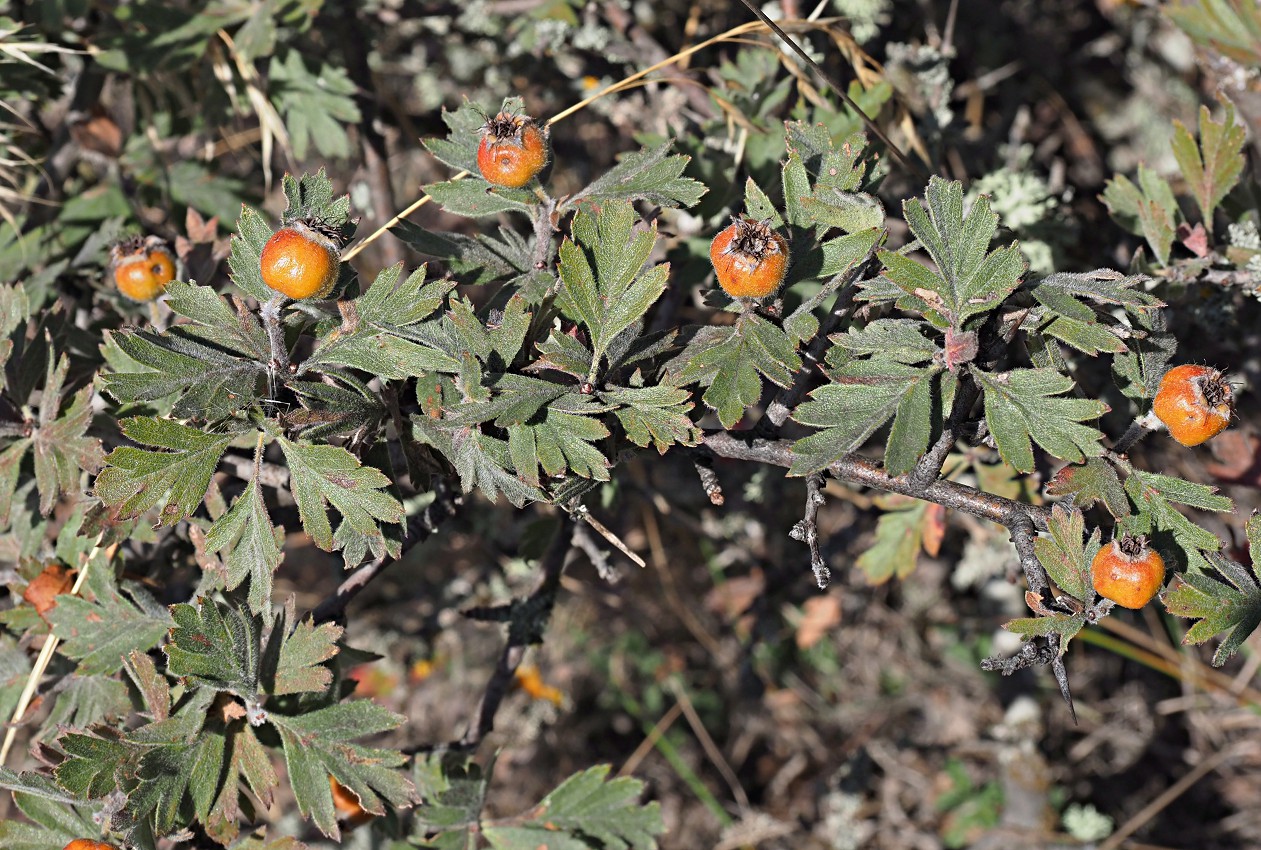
[{"left": 3, "top": 1, "right": 1261, "bottom": 848}]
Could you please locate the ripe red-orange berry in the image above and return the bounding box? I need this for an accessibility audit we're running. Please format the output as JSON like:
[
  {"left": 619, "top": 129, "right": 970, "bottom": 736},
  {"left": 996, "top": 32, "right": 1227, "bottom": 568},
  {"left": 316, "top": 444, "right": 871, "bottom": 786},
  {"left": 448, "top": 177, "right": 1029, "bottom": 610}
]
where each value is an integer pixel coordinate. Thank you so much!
[
  {"left": 330, "top": 776, "right": 373, "bottom": 826},
  {"left": 1091, "top": 534, "right": 1165, "bottom": 609},
  {"left": 259, "top": 220, "right": 341, "bottom": 300},
  {"left": 109, "top": 236, "right": 176, "bottom": 302},
  {"left": 710, "top": 217, "right": 790, "bottom": 299},
  {"left": 62, "top": 840, "right": 120, "bottom": 850},
  {"left": 1152, "top": 364, "right": 1233, "bottom": 447},
  {"left": 476, "top": 112, "right": 549, "bottom": 188}
]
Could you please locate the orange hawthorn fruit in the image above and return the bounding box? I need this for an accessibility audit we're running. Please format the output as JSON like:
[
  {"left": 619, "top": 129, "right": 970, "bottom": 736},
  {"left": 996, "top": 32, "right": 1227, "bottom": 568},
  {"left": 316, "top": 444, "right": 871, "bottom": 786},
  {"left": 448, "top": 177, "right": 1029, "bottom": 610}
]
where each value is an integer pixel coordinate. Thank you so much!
[
  {"left": 61, "top": 840, "right": 120, "bottom": 850},
  {"left": 1152, "top": 364, "right": 1233, "bottom": 447},
  {"left": 109, "top": 235, "right": 176, "bottom": 302},
  {"left": 330, "top": 776, "right": 373, "bottom": 826},
  {"left": 476, "top": 111, "right": 549, "bottom": 188},
  {"left": 1091, "top": 534, "right": 1165, "bottom": 609},
  {"left": 23, "top": 562, "right": 75, "bottom": 619},
  {"left": 513, "top": 664, "right": 564, "bottom": 707},
  {"left": 710, "top": 217, "right": 790, "bottom": 299},
  {"left": 259, "top": 220, "right": 341, "bottom": 300}
]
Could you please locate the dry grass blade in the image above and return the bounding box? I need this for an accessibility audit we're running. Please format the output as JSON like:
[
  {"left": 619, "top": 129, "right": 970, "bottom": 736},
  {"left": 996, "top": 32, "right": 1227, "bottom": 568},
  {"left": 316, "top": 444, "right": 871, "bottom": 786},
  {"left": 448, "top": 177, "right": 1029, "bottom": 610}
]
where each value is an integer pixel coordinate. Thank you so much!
[
  {"left": 0, "top": 25, "right": 82, "bottom": 76},
  {"left": 733, "top": 0, "right": 921, "bottom": 175},
  {"left": 573, "top": 504, "right": 646, "bottom": 569},
  {"left": 217, "top": 29, "right": 290, "bottom": 192},
  {"left": 342, "top": 17, "right": 883, "bottom": 262},
  {"left": 1097, "top": 746, "right": 1236, "bottom": 850},
  {"left": 1095, "top": 617, "right": 1261, "bottom": 708},
  {"left": 618, "top": 701, "right": 683, "bottom": 778},
  {"left": 668, "top": 677, "right": 750, "bottom": 810},
  {"left": 0, "top": 535, "right": 109, "bottom": 767}
]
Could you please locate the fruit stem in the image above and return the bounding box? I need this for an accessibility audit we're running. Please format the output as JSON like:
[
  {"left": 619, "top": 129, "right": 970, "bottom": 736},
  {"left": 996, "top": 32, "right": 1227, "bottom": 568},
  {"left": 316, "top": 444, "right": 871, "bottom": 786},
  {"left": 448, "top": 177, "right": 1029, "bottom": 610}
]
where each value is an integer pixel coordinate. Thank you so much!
[
  {"left": 1112, "top": 410, "right": 1162, "bottom": 456},
  {"left": 530, "top": 192, "right": 556, "bottom": 271},
  {"left": 260, "top": 294, "right": 291, "bottom": 376}
]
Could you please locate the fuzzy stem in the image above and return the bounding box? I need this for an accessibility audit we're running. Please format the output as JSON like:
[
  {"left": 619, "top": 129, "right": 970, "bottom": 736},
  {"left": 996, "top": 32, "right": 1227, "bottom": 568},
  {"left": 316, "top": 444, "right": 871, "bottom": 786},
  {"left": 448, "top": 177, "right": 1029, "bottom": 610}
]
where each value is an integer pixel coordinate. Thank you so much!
[
  {"left": 260, "top": 295, "right": 290, "bottom": 375},
  {"left": 1113, "top": 410, "right": 1163, "bottom": 456}
]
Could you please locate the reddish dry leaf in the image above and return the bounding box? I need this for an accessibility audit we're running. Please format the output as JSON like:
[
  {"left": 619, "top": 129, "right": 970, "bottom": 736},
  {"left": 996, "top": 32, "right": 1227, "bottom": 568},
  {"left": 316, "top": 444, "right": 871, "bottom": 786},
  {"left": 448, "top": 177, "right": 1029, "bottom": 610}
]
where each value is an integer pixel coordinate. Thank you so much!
[
  {"left": 185, "top": 207, "right": 221, "bottom": 244},
  {"left": 348, "top": 664, "right": 399, "bottom": 698},
  {"left": 214, "top": 693, "right": 247, "bottom": 723},
  {"left": 943, "top": 328, "right": 978, "bottom": 371},
  {"left": 795, "top": 593, "right": 842, "bottom": 649},
  {"left": 1177, "top": 221, "right": 1210, "bottom": 258},
  {"left": 922, "top": 503, "right": 947, "bottom": 557},
  {"left": 330, "top": 776, "right": 373, "bottom": 825},
  {"left": 1204, "top": 429, "right": 1261, "bottom": 486},
  {"left": 68, "top": 104, "right": 123, "bottom": 159},
  {"left": 703, "top": 568, "right": 765, "bottom": 621},
  {"left": 22, "top": 563, "right": 75, "bottom": 619}
]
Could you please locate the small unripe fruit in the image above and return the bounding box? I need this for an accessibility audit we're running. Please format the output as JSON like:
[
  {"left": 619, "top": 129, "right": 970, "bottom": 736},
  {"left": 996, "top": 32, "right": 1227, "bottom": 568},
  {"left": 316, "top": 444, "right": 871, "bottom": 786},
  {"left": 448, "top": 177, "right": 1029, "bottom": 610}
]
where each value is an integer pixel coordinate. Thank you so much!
[
  {"left": 259, "top": 220, "right": 341, "bottom": 300},
  {"left": 476, "top": 112, "right": 549, "bottom": 188},
  {"left": 1091, "top": 534, "right": 1165, "bottom": 609},
  {"left": 62, "top": 840, "right": 119, "bottom": 850},
  {"left": 109, "top": 236, "right": 176, "bottom": 302},
  {"left": 710, "top": 217, "right": 790, "bottom": 299},
  {"left": 1152, "top": 364, "right": 1233, "bottom": 447}
]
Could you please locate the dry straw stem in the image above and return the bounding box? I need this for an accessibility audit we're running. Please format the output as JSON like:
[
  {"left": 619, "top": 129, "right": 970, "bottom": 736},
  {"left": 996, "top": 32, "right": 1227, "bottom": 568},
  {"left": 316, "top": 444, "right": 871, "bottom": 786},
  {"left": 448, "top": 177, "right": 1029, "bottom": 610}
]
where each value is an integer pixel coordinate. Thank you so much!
[
  {"left": 617, "top": 701, "right": 684, "bottom": 778},
  {"left": 341, "top": 16, "right": 891, "bottom": 262},
  {"left": 216, "top": 29, "right": 290, "bottom": 191},
  {"left": 0, "top": 534, "right": 110, "bottom": 767},
  {"left": 1097, "top": 745, "right": 1236, "bottom": 850},
  {"left": 1088, "top": 616, "right": 1261, "bottom": 708}
]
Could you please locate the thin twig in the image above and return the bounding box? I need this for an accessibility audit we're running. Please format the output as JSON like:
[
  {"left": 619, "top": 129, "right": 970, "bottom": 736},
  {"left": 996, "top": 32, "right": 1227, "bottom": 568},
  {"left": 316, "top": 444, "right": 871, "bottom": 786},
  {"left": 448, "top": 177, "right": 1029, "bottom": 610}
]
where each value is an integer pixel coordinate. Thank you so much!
[
  {"left": 703, "top": 431, "right": 1082, "bottom": 710},
  {"left": 460, "top": 514, "right": 576, "bottom": 748},
  {"left": 906, "top": 377, "right": 979, "bottom": 491},
  {"left": 309, "top": 483, "right": 462, "bottom": 624},
  {"left": 690, "top": 449, "right": 725, "bottom": 506},
  {"left": 789, "top": 473, "right": 830, "bottom": 588},
  {"left": 702, "top": 432, "right": 1052, "bottom": 531},
  {"left": 569, "top": 503, "right": 646, "bottom": 568},
  {"left": 980, "top": 640, "right": 1053, "bottom": 675},
  {"left": 530, "top": 193, "right": 558, "bottom": 270},
  {"left": 734, "top": 0, "right": 922, "bottom": 176},
  {"left": 760, "top": 250, "right": 880, "bottom": 432},
  {"left": 571, "top": 521, "right": 618, "bottom": 583},
  {"left": 1051, "top": 642, "right": 1075, "bottom": 724},
  {"left": 1007, "top": 514, "right": 1048, "bottom": 596}
]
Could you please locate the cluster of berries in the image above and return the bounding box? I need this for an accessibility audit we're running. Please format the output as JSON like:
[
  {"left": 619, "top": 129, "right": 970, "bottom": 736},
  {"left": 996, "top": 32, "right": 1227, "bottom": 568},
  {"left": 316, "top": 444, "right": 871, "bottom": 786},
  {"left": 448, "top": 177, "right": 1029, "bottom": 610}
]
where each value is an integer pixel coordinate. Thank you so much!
[
  {"left": 1091, "top": 365, "right": 1234, "bottom": 610},
  {"left": 101, "top": 107, "right": 1238, "bottom": 619}
]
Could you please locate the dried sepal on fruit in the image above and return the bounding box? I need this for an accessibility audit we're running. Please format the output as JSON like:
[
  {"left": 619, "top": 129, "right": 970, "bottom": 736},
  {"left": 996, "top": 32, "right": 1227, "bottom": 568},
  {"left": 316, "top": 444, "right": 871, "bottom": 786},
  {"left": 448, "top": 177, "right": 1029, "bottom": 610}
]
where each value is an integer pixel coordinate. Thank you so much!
[
  {"left": 109, "top": 234, "right": 177, "bottom": 302},
  {"left": 22, "top": 562, "right": 75, "bottom": 619},
  {"left": 476, "top": 110, "right": 549, "bottom": 188},
  {"left": 709, "top": 216, "right": 790, "bottom": 299},
  {"left": 1091, "top": 533, "right": 1165, "bottom": 609},
  {"left": 259, "top": 219, "right": 342, "bottom": 300},
  {"left": 1152, "top": 364, "right": 1233, "bottom": 447}
]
